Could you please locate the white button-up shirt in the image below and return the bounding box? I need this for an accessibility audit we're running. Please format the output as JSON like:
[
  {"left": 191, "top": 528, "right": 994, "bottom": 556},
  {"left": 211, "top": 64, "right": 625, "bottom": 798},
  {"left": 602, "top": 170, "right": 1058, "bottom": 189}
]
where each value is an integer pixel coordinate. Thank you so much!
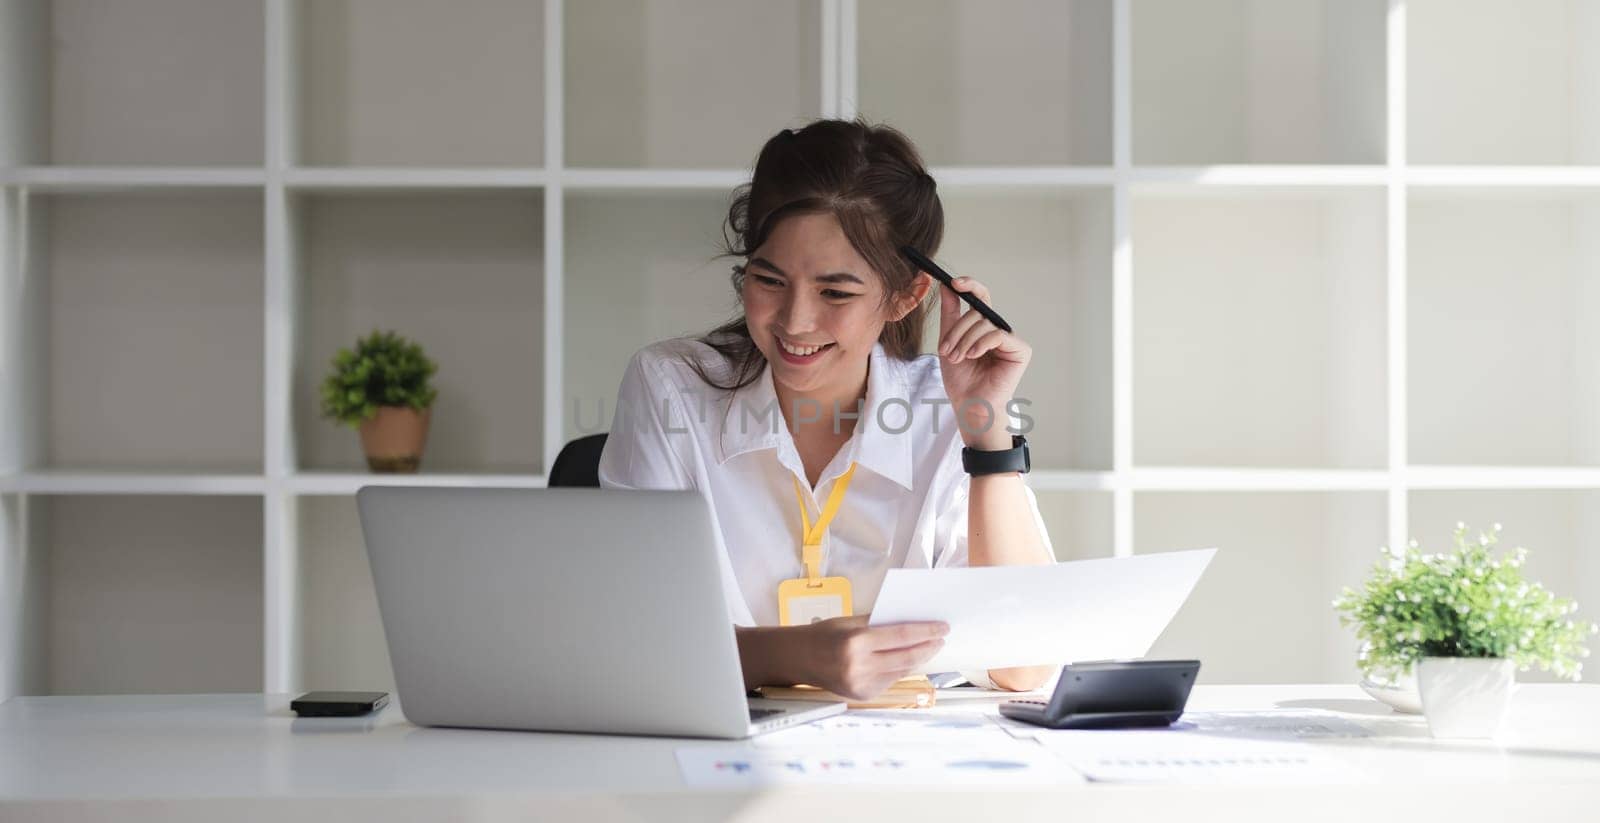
[{"left": 597, "top": 336, "right": 1055, "bottom": 686}]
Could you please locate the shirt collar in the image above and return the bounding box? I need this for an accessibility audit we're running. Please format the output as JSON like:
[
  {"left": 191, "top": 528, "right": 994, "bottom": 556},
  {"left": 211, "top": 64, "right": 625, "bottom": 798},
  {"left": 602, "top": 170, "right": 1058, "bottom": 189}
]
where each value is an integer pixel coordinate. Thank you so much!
[{"left": 718, "top": 341, "right": 916, "bottom": 491}]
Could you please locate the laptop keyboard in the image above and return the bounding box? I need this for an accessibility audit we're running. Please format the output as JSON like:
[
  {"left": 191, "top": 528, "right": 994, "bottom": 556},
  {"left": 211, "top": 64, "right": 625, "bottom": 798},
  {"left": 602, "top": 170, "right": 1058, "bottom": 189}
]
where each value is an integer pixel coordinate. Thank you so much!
[{"left": 749, "top": 707, "right": 784, "bottom": 722}]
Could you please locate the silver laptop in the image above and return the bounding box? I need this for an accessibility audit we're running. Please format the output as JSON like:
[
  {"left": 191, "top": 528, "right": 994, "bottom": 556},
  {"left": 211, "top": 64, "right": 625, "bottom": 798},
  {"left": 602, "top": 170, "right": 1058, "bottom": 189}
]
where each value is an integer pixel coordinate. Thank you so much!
[{"left": 355, "top": 486, "right": 846, "bottom": 738}]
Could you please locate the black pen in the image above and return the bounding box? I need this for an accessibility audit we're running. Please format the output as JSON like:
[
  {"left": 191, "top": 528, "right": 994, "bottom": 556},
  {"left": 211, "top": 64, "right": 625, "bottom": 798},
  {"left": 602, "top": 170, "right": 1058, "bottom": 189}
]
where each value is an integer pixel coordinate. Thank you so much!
[{"left": 898, "top": 245, "right": 1013, "bottom": 334}]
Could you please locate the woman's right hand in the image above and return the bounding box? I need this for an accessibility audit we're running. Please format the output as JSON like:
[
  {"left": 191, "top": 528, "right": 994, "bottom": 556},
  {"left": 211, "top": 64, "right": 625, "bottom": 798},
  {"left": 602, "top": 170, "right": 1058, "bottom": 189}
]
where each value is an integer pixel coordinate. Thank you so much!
[{"left": 790, "top": 615, "right": 948, "bottom": 700}]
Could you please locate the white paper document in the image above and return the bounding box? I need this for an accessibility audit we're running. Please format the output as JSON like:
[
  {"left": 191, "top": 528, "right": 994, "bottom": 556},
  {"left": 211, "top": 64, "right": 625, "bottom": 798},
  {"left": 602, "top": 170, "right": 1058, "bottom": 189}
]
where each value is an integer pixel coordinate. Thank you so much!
[
  {"left": 751, "top": 709, "right": 1017, "bottom": 749},
  {"left": 676, "top": 742, "right": 1083, "bottom": 787},
  {"left": 677, "top": 711, "right": 1087, "bottom": 787},
  {"left": 1175, "top": 710, "right": 1375, "bottom": 741},
  {"left": 933, "top": 685, "right": 1052, "bottom": 702},
  {"left": 1001, "top": 709, "right": 1376, "bottom": 742},
  {"left": 1035, "top": 728, "right": 1366, "bottom": 784},
  {"left": 868, "top": 548, "right": 1216, "bottom": 672}
]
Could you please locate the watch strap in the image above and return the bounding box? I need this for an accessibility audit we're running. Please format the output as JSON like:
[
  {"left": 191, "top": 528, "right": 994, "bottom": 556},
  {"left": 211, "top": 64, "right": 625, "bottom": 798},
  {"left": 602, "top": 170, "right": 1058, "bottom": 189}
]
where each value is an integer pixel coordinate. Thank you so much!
[{"left": 962, "top": 434, "right": 1030, "bottom": 475}]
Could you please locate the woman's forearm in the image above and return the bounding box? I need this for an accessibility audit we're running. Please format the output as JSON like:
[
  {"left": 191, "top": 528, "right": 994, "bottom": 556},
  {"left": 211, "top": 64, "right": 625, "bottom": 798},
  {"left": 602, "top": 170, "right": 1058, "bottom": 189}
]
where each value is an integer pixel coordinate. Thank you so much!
[
  {"left": 736, "top": 625, "right": 803, "bottom": 690},
  {"left": 967, "top": 471, "right": 1053, "bottom": 568},
  {"left": 967, "top": 454, "right": 1056, "bottom": 690}
]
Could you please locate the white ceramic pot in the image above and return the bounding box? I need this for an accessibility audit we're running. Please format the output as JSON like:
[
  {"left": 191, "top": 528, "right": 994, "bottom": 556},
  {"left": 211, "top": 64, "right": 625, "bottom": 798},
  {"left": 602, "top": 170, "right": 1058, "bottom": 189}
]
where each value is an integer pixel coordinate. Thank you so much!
[{"left": 1416, "top": 656, "right": 1515, "bottom": 739}]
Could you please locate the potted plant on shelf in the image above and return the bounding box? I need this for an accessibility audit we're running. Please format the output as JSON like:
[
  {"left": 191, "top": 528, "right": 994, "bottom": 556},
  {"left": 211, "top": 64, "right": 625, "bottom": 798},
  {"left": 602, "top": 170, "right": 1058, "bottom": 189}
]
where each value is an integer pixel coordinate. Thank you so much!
[
  {"left": 320, "top": 329, "right": 439, "bottom": 473},
  {"left": 1334, "top": 523, "right": 1596, "bottom": 739}
]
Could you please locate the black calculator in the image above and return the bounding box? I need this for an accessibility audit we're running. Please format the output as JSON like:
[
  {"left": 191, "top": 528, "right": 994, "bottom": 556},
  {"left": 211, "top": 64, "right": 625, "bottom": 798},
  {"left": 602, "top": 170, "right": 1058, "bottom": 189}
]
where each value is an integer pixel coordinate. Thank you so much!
[{"left": 999, "top": 659, "right": 1200, "bottom": 730}]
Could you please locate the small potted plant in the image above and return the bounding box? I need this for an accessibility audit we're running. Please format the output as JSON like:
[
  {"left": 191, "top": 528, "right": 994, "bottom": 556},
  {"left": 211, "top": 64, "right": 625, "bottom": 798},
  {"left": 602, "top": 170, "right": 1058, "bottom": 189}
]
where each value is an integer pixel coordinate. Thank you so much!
[
  {"left": 320, "top": 329, "right": 439, "bottom": 473},
  {"left": 1334, "top": 523, "right": 1596, "bottom": 738}
]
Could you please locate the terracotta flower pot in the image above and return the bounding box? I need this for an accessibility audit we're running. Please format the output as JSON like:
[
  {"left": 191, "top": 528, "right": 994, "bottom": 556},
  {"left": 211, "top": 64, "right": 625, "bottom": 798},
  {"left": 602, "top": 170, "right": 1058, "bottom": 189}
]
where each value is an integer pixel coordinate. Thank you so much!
[{"left": 359, "top": 406, "right": 432, "bottom": 473}]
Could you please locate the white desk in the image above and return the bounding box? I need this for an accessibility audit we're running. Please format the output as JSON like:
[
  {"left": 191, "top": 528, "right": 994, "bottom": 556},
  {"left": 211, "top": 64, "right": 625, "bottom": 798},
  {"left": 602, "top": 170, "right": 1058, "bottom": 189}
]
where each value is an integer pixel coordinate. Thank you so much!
[{"left": 2, "top": 685, "right": 1598, "bottom": 822}]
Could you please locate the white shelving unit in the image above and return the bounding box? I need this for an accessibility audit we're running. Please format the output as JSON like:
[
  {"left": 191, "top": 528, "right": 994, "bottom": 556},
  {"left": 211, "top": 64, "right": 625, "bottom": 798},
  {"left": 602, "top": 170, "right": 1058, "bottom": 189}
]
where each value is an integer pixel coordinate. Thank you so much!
[{"left": 3, "top": 0, "right": 1599, "bottom": 697}]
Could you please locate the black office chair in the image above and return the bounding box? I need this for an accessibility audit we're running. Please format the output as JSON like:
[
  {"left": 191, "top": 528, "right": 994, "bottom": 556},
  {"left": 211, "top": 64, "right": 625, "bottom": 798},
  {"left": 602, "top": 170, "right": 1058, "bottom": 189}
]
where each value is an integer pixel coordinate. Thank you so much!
[{"left": 548, "top": 433, "right": 608, "bottom": 487}]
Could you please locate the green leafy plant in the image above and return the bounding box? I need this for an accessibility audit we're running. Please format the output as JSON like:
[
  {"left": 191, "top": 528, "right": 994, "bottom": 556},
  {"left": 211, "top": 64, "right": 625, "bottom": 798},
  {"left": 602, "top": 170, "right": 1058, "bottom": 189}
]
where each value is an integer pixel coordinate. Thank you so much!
[
  {"left": 1334, "top": 523, "right": 1596, "bottom": 683},
  {"left": 319, "top": 330, "right": 439, "bottom": 429}
]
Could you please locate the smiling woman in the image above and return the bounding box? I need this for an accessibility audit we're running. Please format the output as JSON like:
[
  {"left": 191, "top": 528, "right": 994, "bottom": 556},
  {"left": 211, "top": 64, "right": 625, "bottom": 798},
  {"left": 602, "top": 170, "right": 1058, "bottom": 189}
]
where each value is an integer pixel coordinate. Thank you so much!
[
  {"left": 597, "top": 118, "right": 1058, "bottom": 700},
  {"left": 690, "top": 121, "right": 942, "bottom": 398},
  {"left": 734, "top": 214, "right": 924, "bottom": 452}
]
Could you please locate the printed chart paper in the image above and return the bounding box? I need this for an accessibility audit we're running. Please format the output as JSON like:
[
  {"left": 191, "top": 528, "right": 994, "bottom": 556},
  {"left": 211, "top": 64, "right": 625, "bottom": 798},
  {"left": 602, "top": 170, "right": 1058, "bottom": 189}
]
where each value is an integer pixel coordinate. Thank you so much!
[
  {"left": 678, "top": 711, "right": 1086, "bottom": 787},
  {"left": 751, "top": 709, "right": 1016, "bottom": 748},
  {"left": 1035, "top": 728, "right": 1367, "bottom": 784},
  {"left": 999, "top": 709, "right": 1376, "bottom": 741},
  {"left": 676, "top": 744, "right": 1083, "bottom": 787}
]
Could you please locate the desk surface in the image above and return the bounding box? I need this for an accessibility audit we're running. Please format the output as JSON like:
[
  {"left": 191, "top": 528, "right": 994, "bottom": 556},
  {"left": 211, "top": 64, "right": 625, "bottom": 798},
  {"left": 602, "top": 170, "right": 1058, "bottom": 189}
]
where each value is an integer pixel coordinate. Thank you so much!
[{"left": 3, "top": 684, "right": 1598, "bottom": 822}]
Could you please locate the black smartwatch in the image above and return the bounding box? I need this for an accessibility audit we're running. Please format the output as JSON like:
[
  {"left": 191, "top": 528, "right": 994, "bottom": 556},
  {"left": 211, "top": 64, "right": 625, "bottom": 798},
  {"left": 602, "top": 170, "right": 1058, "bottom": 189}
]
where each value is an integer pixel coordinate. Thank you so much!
[{"left": 962, "top": 434, "right": 1030, "bottom": 476}]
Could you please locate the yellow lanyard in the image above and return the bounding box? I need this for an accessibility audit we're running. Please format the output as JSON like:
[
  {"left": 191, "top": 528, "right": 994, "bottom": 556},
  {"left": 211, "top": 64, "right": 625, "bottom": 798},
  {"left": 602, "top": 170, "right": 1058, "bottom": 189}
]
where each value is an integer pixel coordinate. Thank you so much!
[{"left": 791, "top": 462, "right": 858, "bottom": 586}]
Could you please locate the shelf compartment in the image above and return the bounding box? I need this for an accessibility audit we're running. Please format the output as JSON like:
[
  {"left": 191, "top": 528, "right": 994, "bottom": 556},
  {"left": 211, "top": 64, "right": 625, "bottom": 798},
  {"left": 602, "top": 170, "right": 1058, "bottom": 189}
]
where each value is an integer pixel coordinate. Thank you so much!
[
  {"left": 1, "top": 472, "right": 266, "bottom": 496},
  {"left": 1131, "top": 0, "right": 1386, "bottom": 164},
  {"left": 561, "top": 167, "right": 1116, "bottom": 190},
  {"left": 1126, "top": 166, "right": 1386, "bottom": 186},
  {"left": 31, "top": 494, "right": 264, "bottom": 695},
  {"left": 1408, "top": 188, "right": 1600, "bottom": 466},
  {"left": 283, "top": 168, "right": 549, "bottom": 190},
  {"left": 295, "top": 0, "right": 545, "bottom": 167},
  {"left": 933, "top": 187, "right": 1113, "bottom": 471},
  {"left": 293, "top": 495, "right": 395, "bottom": 693},
  {"left": 1408, "top": 490, "right": 1600, "bottom": 683},
  {"left": 1131, "top": 186, "right": 1387, "bottom": 469},
  {"left": 564, "top": 0, "right": 822, "bottom": 169},
  {"left": 1408, "top": 0, "right": 1600, "bottom": 165},
  {"left": 855, "top": 0, "right": 1111, "bottom": 166},
  {"left": 1406, "top": 466, "right": 1600, "bottom": 490},
  {"left": 1027, "top": 471, "right": 1116, "bottom": 492},
  {"left": 37, "top": 191, "right": 265, "bottom": 473},
  {"left": 19, "top": 0, "right": 265, "bottom": 166},
  {"left": 1, "top": 168, "right": 268, "bottom": 190},
  {"left": 292, "top": 191, "right": 544, "bottom": 474},
  {"left": 288, "top": 471, "right": 546, "bottom": 496},
  {"left": 1405, "top": 167, "right": 1600, "bottom": 188},
  {"left": 1134, "top": 491, "right": 1387, "bottom": 684},
  {"left": 0, "top": 494, "right": 46, "bottom": 697},
  {"left": 561, "top": 169, "right": 750, "bottom": 191},
  {"left": 1127, "top": 468, "right": 1388, "bottom": 492},
  {"left": 561, "top": 189, "right": 744, "bottom": 445}
]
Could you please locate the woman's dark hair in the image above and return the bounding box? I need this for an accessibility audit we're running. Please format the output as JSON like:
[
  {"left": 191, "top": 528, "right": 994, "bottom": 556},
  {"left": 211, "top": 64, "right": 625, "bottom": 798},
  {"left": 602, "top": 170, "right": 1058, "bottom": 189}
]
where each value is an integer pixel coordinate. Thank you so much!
[{"left": 684, "top": 117, "right": 944, "bottom": 392}]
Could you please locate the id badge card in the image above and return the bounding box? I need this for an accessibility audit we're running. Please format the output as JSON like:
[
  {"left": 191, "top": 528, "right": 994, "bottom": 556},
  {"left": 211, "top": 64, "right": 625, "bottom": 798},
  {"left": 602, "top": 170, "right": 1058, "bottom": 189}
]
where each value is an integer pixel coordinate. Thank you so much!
[{"left": 778, "top": 576, "right": 854, "bottom": 626}]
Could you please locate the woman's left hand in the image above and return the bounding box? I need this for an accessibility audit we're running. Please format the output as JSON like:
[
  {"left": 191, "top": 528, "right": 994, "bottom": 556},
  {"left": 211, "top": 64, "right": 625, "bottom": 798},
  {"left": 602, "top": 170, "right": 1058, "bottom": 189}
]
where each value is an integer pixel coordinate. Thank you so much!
[{"left": 933, "top": 275, "right": 1031, "bottom": 450}]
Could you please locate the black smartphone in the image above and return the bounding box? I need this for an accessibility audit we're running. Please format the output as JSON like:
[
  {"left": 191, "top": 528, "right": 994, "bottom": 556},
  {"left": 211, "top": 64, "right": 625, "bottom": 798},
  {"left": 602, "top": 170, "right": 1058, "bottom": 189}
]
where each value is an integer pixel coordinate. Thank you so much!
[
  {"left": 291, "top": 691, "right": 390, "bottom": 717},
  {"left": 999, "top": 659, "right": 1200, "bottom": 730}
]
